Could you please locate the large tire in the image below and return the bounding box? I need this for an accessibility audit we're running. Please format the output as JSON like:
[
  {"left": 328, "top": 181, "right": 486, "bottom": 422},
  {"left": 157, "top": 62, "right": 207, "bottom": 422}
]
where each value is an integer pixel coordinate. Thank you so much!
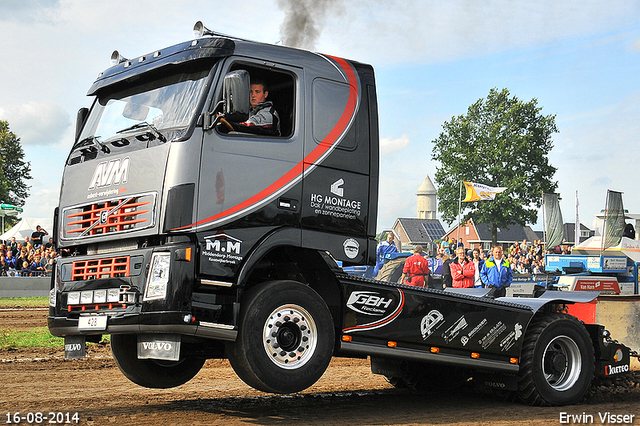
[
  {"left": 517, "top": 313, "right": 594, "bottom": 406},
  {"left": 110, "top": 334, "right": 205, "bottom": 389},
  {"left": 226, "top": 280, "right": 335, "bottom": 393}
]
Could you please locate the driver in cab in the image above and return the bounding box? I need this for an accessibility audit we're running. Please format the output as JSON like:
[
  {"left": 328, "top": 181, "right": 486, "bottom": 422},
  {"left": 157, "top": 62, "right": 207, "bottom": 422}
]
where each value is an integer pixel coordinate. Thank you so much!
[{"left": 223, "top": 80, "right": 281, "bottom": 136}]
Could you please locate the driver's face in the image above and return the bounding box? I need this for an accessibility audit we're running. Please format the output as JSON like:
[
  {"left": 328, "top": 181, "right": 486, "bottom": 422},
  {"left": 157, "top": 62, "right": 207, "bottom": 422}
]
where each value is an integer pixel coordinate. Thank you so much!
[{"left": 250, "top": 84, "right": 268, "bottom": 107}]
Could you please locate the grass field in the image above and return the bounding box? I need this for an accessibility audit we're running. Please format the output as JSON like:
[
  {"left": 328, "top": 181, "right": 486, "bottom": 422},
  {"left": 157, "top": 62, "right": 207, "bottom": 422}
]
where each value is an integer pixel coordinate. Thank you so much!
[
  {"left": 0, "top": 327, "right": 64, "bottom": 349},
  {"left": 0, "top": 298, "right": 111, "bottom": 350},
  {"left": 0, "top": 297, "right": 48, "bottom": 307}
]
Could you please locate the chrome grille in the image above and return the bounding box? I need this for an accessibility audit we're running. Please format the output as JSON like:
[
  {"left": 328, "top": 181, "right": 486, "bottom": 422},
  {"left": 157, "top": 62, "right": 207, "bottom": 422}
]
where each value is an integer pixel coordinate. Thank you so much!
[{"left": 62, "top": 192, "right": 156, "bottom": 240}]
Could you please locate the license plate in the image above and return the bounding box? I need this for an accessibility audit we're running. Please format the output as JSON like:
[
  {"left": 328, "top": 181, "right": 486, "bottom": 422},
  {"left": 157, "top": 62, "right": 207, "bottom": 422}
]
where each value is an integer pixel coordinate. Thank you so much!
[{"left": 78, "top": 315, "right": 107, "bottom": 331}]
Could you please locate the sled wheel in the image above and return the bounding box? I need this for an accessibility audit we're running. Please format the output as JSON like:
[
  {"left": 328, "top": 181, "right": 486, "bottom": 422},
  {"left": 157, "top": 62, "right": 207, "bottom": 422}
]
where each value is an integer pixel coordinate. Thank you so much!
[
  {"left": 110, "top": 334, "right": 205, "bottom": 389},
  {"left": 517, "top": 313, "right": 594, "bottom": 406},
  {"left": 226, "top": 280, "right": 335, "bottom": 393}
]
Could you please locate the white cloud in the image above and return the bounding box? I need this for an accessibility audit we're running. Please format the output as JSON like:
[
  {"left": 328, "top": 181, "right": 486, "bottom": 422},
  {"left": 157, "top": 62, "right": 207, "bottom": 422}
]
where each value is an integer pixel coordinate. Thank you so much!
[
  {"left": 380, "top": 133, "right": 410, "bottom": 155},
  {"left": 318, "top": 0, "right": 640, "bottom": 65},
  {"left": 20, "top": 185, "right": 60, "bottom": 222},
  {"left": 0, "top": 0, "right": 61, "bottom": 23},
  {"left": 0, "top": 101, "right": 71, "bottom": 146}
]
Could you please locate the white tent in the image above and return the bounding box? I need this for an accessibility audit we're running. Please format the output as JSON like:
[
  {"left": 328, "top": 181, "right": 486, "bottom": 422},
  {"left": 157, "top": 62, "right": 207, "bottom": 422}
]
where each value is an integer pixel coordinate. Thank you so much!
[{"left": 0, "top": 217, "right": 53, "bottom": 243}]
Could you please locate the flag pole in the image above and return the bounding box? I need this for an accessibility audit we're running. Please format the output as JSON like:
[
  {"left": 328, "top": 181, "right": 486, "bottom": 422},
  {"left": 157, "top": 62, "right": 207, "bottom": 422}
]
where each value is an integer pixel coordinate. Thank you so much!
[
  {"left": 457, "top": 181, "right": 463, "bottom": 244},
  {"left": 575, "top": 190, "right": 580, "bottom": 247}
]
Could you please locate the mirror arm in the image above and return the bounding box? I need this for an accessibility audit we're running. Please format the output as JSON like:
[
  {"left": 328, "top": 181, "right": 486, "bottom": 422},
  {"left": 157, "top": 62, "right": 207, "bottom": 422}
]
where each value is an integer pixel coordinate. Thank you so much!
[
  {"left": 203, "top": 111, "right": 223, "bottom": 131},
  {"left": 202, "top": 100, "right": 225, "bottom": 130}
]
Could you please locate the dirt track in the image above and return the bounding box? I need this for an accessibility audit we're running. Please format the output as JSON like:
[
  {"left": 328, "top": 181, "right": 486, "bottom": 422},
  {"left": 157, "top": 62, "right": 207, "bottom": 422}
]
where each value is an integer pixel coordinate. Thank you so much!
[{"left": 1, "top": 308, "right": 639, "bottom": 425}]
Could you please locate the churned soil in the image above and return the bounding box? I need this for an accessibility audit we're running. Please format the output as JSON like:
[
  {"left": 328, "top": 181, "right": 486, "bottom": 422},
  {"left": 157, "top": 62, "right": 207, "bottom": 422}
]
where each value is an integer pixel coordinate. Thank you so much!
[{"left": 1, "top": 307, "right": 639, "bottom": 425}]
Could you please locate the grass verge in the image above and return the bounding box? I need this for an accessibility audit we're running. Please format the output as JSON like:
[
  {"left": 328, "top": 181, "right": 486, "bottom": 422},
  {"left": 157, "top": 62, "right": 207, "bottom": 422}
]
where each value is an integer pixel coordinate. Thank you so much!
[
  {"left": 0, "top": 327, "right": 64, "bottom": 349},
  {"left": 0, "top": 297, "right": 49, "bottom": 307},
  {"left": 0, "top": 327, "right": 110, "bottom": 350}
]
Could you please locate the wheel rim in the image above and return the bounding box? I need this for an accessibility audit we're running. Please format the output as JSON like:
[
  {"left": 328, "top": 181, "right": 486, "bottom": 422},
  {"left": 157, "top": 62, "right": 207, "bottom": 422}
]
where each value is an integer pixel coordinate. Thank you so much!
[
  {"left": 542, "top": 335, "right": 582, "bottom": 391},
  {"left": 262, "top": 304, "right": 318, "bottom": 370}
]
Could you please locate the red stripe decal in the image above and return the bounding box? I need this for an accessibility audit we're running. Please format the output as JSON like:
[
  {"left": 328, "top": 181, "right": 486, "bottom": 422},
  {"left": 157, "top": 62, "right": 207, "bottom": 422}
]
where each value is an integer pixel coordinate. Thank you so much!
[{"left": 173, "top": 55, "right": 358, "bottom": 231}]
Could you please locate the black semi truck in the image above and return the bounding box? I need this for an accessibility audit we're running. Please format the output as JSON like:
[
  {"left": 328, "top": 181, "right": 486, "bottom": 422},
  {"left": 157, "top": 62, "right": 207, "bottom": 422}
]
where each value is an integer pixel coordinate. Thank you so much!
[{"left": 48, "top": 22, "right": 631, "bottom": 406}]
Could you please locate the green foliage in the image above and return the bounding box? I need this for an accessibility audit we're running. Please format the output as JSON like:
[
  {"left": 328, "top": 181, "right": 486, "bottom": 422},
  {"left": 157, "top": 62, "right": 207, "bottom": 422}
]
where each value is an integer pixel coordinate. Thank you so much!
[
  {"left": 431, "top": 88, "right": 558, "bottom": 242},
  {"left": 0, "top": 120, "right": 32, "bottom": 227}
]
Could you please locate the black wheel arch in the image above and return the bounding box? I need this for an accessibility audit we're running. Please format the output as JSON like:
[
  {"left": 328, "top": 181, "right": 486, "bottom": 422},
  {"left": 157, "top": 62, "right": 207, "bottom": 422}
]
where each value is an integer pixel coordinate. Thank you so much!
[{"left": 236, "top": 230, "right": 345, "bottom": 334}]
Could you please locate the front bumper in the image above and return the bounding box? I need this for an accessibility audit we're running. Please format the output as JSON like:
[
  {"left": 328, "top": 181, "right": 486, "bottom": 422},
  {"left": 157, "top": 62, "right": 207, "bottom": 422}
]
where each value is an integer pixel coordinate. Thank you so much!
[
  {"left": 48, "top": 244, "right": 237, "bottom": 341},
  {"left": 48, "top": 311, "right": 237, "bottom": 341}
]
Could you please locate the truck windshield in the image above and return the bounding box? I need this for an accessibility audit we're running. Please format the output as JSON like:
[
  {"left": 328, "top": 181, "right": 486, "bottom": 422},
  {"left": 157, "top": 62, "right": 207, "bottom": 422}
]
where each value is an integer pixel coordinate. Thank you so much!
[{"left": 77, "top": 64, "right": 212, "bottom": 147}]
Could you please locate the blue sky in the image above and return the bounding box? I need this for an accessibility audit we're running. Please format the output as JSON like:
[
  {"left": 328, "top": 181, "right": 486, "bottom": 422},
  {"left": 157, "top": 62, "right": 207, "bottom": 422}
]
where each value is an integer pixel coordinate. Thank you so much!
[{"left": 0, "top": 0, "right": 639, "bottom": 235}]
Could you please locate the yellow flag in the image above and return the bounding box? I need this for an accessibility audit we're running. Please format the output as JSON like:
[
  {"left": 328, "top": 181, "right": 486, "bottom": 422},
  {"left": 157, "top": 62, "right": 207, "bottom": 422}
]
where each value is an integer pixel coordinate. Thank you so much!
[{"left": 463, "top": 181, "right": 507, "bottom": 202}]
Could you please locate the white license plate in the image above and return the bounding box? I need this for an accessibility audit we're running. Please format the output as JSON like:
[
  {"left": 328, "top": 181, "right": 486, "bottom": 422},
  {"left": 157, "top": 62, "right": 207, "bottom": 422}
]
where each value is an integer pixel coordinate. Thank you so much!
[{"left": 78, "top": 315, "right": 108, "bottom": 331}]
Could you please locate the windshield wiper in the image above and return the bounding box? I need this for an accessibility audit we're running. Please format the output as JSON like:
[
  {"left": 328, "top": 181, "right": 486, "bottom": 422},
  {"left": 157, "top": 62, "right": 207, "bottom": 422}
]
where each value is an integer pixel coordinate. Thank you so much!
[
  {"left": 73, "top": 135, "right": 110, "bottom": 153},
  {"left": 116, "top": 121, "right": 167, "bottom": 142}
]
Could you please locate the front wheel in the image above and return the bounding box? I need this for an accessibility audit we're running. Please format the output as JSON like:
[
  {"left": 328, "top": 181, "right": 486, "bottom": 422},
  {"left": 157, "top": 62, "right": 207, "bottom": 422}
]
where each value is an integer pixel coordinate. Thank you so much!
[
  {"left": 226, "top": 280, "right": 335, "bottom": 393},
  {"left": 110, "top": 334, "right": 205, "bottom": 389},
  {"left": 517, "top": 313, "right": 594, "bottom": 406}
]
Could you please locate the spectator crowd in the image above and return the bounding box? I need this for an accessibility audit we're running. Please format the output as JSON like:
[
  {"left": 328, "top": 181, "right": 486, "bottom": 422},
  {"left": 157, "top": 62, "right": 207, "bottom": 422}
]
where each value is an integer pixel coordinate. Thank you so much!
[
  {"left": 375, "top": 232, "right": 564, "bottom": 297},
  {"left": 0, "top": 227, "right": 55, "bottom": 277}
]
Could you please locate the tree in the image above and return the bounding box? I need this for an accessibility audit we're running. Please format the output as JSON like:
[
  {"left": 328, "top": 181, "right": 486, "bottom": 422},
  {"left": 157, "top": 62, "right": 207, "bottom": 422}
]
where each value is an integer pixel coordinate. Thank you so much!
[
  {"left": 0, "top": 120, "right": 32, "bottom": 227},
  {"left": 431, "top": 88, "right": 558, "bottom": 245}
]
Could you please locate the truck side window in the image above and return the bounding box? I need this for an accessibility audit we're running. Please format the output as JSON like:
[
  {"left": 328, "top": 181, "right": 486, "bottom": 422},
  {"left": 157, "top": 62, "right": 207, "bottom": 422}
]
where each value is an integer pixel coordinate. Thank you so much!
[{"left": 221, "top": 64, "right": 295, "bottom": 138}]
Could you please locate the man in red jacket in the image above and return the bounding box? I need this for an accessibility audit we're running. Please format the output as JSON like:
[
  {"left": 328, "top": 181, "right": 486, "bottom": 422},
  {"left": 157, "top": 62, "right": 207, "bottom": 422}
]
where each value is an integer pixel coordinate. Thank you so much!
[
  {"left": 401, "top": 246, "right": 430, "bottom": 288},
  {"left": 450, "top": 247, "right": 475, "bottom": 288}
]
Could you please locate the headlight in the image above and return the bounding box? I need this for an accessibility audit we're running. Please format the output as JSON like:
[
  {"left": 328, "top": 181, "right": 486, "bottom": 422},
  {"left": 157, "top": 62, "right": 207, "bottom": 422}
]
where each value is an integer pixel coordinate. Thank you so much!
[
  {"left": 49, "top": 288, "right": 56, "bottom": 307},
  {"left": 144, "top": 252, "right": 171, "bottom": 301},
  {"left": 68, "top": 292, "right": 80, "bottom": 305}
]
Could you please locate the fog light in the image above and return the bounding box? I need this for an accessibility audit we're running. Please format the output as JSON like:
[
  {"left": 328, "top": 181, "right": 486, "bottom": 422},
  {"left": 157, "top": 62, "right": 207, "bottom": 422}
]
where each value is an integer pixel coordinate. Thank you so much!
[
  {"left": 107, "top": 288, "right": 120, "bottom": 303},
  {"left": 68, "top": 292, "right": 80, "bottom": 305},
  {"left": 144, "top": 252, "right": 171, "bottom": 301},
  {"left": 94, "top": 289, "right": 107, "bottom": 303},
  {"left": 81, "top": 291, "right": 93, "bottom": 304}
]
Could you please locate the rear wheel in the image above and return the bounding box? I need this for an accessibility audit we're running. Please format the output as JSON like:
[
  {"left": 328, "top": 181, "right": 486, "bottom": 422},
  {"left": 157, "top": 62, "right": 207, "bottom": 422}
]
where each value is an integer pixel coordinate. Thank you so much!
[
  {"left": 226, "top": 280, "right": 335, "bottom": 393},
  {"left": 517, "top": 313, "right": 594, "bottom": 406},
  {"left": 110, "top": 334, "right": 205, "bottom": 389}
]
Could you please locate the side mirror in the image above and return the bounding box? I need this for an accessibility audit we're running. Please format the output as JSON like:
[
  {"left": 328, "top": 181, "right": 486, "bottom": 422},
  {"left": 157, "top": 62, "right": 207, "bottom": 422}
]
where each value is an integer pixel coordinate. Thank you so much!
[
  {"left": 75, "top": 107, "right": 89, "bottom": 141},
  {"left": 223, "top": 70, "right": 250, "bottom": 122}
]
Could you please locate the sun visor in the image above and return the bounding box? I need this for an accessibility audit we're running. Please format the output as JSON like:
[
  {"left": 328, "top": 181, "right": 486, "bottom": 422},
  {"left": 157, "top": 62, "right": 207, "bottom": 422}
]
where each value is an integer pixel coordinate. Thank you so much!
[{"left": 88, "top": 37, "right": 235, "bottom": 96}]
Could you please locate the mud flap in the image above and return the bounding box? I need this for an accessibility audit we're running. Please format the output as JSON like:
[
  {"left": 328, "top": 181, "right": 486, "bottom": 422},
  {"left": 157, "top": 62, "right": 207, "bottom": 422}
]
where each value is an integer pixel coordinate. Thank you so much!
[
  {"left": 137, "top": 334, "right": 181, "bottom": 361},
  {"left": 370, "top": 357, "right": 405, "bottom": 377},
  {"left": 64, "top": 335, "right": 86, "bottom": 359},
  {"left": 473, "top": 370, "right": 518, "bottom": 391}
]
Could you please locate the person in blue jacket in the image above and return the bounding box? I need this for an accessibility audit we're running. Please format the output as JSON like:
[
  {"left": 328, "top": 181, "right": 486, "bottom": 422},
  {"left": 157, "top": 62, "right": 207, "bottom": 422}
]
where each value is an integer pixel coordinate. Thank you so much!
[
  {"left": 373, "top": 233, "right": 398, "bottom": 276},
  {"left": 480, "top": 245, "right": 512, "bottom": 298}
]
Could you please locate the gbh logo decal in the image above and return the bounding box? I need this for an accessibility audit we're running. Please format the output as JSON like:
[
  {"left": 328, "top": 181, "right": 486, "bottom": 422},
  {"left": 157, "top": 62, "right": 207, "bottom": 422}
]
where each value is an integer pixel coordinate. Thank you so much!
[
  {"left": 88, "top": 157, "right": 130, "bottom": 190},
  {"left": 346, "top": 291, "right": 393, "bottom": 316}
]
